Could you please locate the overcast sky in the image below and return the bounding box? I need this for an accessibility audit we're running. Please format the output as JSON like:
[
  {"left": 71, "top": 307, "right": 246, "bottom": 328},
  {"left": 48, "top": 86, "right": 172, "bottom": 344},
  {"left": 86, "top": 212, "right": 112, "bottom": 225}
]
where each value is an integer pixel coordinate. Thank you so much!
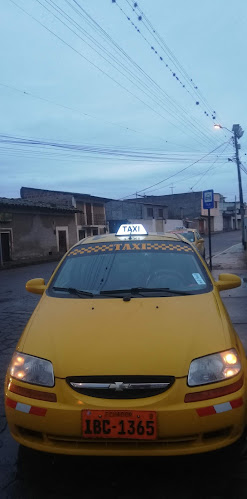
[{"left": 1, "top": 0, "right": 247, "bottom": 201}]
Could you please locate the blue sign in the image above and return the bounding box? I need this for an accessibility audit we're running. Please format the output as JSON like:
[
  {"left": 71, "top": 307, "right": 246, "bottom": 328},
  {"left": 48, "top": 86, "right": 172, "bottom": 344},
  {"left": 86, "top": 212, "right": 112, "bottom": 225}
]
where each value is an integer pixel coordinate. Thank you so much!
[{"left": 203, "top": 190, "right": 214, "bottom": 210}]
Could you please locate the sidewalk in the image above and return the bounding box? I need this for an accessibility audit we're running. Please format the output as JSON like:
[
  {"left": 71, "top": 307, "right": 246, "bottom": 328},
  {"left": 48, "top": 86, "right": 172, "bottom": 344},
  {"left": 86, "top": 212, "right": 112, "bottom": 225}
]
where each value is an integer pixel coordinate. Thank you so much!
[
  {"left": 211, "top": 243, "right": 247, "bottom": 354},
  {"left": 211, "top": 242, "right": 247, "bottom": 270}
]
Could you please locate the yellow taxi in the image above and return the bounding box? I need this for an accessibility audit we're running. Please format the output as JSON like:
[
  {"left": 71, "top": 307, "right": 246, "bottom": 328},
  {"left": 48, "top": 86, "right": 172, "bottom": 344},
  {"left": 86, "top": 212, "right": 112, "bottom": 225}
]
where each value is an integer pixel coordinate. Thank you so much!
[
  {"left": 5, "top": 224, "right": 246, "bottom": 456},
  {"left": 171, "top": 228, "right": 205, "bottom": 258}
]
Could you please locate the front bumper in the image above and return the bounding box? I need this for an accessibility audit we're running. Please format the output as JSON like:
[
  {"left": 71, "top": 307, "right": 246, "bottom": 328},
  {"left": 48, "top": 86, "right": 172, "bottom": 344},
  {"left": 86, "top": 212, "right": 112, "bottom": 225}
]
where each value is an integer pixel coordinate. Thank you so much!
[{"left": 5, "top": 376, "right": 247, "bottom": 456}]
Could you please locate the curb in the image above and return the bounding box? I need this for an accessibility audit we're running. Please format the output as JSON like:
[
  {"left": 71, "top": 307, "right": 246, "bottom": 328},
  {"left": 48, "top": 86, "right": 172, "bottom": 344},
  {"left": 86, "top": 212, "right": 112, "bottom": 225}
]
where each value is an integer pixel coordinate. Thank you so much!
[{"left": 206, "top": 243, "right": 243, "bottom": 264}]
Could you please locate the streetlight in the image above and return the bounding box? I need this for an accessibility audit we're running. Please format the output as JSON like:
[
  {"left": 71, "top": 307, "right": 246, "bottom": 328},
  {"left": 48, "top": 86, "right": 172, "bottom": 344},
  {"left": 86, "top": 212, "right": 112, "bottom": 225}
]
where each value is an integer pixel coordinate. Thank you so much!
[
  {"left": 214, "top": 124, "right": 233, "bottom": 134},
  {"left": 214, "top": 123, "right": 246, "bottom": 249}
]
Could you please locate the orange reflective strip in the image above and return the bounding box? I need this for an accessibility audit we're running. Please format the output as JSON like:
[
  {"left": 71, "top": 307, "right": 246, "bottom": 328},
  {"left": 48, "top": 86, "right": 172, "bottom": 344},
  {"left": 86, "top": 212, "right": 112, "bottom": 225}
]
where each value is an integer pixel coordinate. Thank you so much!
[
  {"left": 184, "top": 375, "right": 244, "bottom": 403},
  {"left": 230, "top": 397, "right": 243, "bottom": 409},
  {"left": 9, "top": 382, "right": 57, "bottom": 402},
  {"left": 29, "top": 406, "right": 47, "bottom": 416},
  {"left": 197, "top": 406, "right": 216, "bottom": 417},
  {"left": 6, "top": 397, "right": 17, "bottom": 409}
]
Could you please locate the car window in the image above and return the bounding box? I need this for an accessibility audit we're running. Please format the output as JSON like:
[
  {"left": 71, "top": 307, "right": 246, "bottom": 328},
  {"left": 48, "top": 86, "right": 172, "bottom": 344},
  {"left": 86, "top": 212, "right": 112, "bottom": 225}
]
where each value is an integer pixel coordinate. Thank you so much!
[
  {"left": 181, "top": 232, "right": 195, "bottom": 242},
  {"left": 48, "top": 241, "right": 212, "bottom": 298}
]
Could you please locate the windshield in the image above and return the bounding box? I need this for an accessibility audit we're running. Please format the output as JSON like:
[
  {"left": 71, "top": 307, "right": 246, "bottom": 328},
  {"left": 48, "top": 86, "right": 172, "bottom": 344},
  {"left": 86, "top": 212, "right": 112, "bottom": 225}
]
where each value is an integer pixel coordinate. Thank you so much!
[
  {"left": 48, "top": 240, "right": 212, "bottom": 298},
  {"left": 181, "top": 232, "right": 195, "bottom": 242}
]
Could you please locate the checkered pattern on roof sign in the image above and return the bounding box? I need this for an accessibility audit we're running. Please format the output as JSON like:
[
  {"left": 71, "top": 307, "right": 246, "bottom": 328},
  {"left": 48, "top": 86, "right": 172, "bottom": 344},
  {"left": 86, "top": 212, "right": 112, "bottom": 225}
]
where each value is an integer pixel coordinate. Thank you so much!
[{"left": 68, "top": 241, "right": 193, "bottom": 258}]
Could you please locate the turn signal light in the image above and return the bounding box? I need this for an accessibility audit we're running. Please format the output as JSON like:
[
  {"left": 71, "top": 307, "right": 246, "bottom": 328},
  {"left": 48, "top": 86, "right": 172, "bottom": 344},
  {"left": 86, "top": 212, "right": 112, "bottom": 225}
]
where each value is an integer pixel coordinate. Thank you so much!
[
  {"left": 8, "top": 382, "right": 57, "bottom": 402},
  {"left": 185, "top": 375, "right": 243, "bottom": 403}
]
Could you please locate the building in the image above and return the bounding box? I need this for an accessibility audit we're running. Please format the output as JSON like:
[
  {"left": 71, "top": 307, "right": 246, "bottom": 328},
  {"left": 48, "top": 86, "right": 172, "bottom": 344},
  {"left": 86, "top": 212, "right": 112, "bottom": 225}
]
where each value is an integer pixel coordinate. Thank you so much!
[
  {"left": 0, "top": 197, "right": 79, "bottom": 266},
  {"left": 222, "top": 200, "right": 247, "bottom": 231},
  {"left": 105, "top": 199, "right": 172, "bottom": 233},
  {"left": 130, "top": 192, "right": 225, "bottom": 234},
  {"left": 21, "top": 187, "right": 109, "bottom": 239},
  {"left": 201, "top": 193, "right": 224, "bottom": 233}
]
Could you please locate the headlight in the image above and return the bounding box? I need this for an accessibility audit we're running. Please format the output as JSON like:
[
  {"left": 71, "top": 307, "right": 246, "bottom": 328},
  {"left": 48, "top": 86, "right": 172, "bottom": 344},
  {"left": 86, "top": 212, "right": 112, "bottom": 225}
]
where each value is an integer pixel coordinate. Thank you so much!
[
  {"left": 188, "top": 349, "right": 241, "bottom": 387},
  {"left": 9, "top": 352, "right": 54, "bottom": 387}
]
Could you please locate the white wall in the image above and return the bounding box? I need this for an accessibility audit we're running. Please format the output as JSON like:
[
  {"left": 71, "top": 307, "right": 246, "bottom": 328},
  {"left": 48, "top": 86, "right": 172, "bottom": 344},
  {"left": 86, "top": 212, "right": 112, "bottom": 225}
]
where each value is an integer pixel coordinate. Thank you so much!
[
  {"left": 129, "top": 219, "right": 157, "bottom": 233},
  {"left": 214, "top": 214, "right": 223, "bottom": 232},
  {"left": 129, "top": 219, "right": 184, "bottom": 233},
  {"left": 164, "top": 219, "right": 184, "bottom": 231}
]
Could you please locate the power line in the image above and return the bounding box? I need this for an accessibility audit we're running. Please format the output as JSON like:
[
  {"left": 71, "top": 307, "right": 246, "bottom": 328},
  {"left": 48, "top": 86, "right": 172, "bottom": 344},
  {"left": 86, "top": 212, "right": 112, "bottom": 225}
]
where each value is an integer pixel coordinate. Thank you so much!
[
  {"left": 0, "top": 81, "right": 192, "bottom": 148},
  {"left": 0, "top": 82, "right": 138, "bottom": 134},
  {"left": 0, "top": 132, "right": 230, "bottom": 162},
  {"left": 9, "top": 0, "right": 187, "bottom": 140},
  {"left": 71, "top": 0, "right": 216, "bottom": 137},
  {"left": 123, "top": 0, "right": 220, "bottom": 121},
  {"left": 116, "top": 0, "right": 209, "bottom": 114},
  {"left": 120, "top": 141, "right": 229, "bottom": 199},
  {"left": 39, "top": 0, "right": 219, "bottom": 147},
  {"left": 111, "top": 0, "right": 219, "bottom": 143},
  {"left": 9, "top": 0, "right": 219, "bottom": 149},
  {"left": 134, "top": 160, "right": 231, "bottom": 197},
  {"left": 189, "top": 140, "right": 232, "bottom": 190},
  {"left": 136, "top": 157, "right": 232, "bottom": 196}
]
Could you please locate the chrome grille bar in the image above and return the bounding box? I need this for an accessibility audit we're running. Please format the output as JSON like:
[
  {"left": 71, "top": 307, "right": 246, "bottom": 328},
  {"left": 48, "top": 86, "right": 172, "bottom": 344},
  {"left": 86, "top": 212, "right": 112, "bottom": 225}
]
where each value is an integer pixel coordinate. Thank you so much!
[
  {"left": 67, "top": 376, "right": 175, "bottom": 399},
  {"left": 70, "top": 382, "right": 170, "bottom": 391}
]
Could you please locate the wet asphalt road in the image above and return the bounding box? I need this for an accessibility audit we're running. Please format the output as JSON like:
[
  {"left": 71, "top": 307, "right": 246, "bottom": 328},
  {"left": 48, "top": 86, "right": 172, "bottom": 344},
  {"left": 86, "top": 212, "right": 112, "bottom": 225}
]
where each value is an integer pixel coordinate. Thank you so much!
[
  {"left": 1, "top": 236, "right": 247, "bottom": 499},
  {"left": 204, "top": 230, "right": 241, "bottom": 258}
]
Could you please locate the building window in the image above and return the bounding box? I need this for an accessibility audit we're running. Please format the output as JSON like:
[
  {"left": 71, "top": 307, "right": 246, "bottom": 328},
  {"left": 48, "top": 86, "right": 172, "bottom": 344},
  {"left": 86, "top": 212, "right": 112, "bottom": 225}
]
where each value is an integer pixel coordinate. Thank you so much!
[
  {"left": 158, "top": 208, "right": 163, "bottom": 218},
  {"left": 78, "top": 229, "right": 85, "bottom": 240},
  {"left": 147, "top": 207, "right": 153, "bottom": 218},
  {"left": 86, "top": 203, "right": 92, "bottom": 225},
  {"left": 214, "top": 201, "right": 218, "bottom": 208},
  {"left": 0, "top": 230, "right": 12, "bottom": 264},
  {"left": 56, "top": 227, "right": 69, "bottom": 254}
]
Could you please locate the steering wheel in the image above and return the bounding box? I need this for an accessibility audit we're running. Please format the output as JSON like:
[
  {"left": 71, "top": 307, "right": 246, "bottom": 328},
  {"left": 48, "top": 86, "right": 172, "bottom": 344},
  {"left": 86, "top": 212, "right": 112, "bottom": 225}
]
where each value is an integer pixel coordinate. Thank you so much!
[{"left": 146, "top": 270, "right": 185, "bottom": 289}]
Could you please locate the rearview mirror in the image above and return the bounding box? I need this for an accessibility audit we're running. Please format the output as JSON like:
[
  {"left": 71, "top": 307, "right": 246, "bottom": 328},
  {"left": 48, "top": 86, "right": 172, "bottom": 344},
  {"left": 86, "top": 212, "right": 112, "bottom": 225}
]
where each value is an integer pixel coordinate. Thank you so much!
[
  {"left": 26, "top": 278, "right": 46, "bottom": 295},
  {"left": 215, "top": 273, "right": 241, "bottom": 292}
]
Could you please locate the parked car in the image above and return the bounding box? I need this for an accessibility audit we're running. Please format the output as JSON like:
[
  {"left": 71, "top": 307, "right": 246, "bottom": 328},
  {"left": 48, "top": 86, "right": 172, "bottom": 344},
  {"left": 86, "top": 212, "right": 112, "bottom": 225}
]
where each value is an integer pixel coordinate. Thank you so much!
[
  {"left": 5, "top": 224, "right": 246, "bottom": 457},
  {"left": 170, "top": 228, "right": 205, "bottom": 258}
]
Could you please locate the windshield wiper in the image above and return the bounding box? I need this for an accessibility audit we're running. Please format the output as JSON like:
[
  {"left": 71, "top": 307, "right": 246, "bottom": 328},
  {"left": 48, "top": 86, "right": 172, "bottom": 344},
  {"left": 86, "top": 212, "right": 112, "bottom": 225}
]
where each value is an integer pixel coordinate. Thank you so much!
[
  {"left": 52, "top": 287, "right": 95, "bottom": 298},
  {"left": 142, "top": 287, "right": 193, "bottom": 296},
  {"left": 100, "top": 287, "right": 193, "bottom": 296}
]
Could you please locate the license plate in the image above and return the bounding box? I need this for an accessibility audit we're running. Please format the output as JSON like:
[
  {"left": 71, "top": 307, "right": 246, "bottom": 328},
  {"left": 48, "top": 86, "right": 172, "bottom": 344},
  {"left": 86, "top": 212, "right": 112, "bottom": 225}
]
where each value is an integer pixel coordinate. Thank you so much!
[{"left": 82, "top": 410, "right": 157, "bottom": 440}]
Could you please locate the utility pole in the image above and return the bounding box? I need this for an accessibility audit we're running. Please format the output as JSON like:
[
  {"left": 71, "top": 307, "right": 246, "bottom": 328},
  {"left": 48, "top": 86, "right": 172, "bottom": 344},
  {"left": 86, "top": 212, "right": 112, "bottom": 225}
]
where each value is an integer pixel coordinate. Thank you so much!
[
  {"left": 234, "top": 195, "right": 237, "bottom": 230},
  {"left": 0, "top": 237, "right": 2, "bottom": 267},
  {"left": 232, "top": 124, "right": 246, "bottom": 249},
  {"left": 208, "top": 208, "right": 212, "bottom": 270}
]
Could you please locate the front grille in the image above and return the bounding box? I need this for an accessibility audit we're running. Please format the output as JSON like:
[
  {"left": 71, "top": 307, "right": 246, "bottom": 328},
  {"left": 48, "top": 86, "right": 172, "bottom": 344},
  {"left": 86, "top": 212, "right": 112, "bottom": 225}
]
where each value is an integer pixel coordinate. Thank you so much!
[{"left": 66, "top": 376, "right": 175, "bottom": 399}]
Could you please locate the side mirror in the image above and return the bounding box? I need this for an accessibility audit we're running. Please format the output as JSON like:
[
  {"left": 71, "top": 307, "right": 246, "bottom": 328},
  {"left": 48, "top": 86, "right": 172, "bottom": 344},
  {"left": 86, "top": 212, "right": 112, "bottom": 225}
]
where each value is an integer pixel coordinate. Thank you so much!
[
  {"left": 215, "top": 273, "right": 241, "bottom": 292},
  {"left": 26, "top": 278, "right": 46, "bottom": 295},
  {"left": 198, "top": 238, "right": 204, "bottom": 243}
]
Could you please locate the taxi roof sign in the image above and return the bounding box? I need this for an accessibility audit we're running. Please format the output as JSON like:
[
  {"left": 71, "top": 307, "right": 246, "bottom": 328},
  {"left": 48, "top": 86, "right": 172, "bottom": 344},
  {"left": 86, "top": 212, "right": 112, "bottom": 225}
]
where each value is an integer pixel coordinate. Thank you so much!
[{"left": 116, "top": 224, "right": 148, "bottom": 236}]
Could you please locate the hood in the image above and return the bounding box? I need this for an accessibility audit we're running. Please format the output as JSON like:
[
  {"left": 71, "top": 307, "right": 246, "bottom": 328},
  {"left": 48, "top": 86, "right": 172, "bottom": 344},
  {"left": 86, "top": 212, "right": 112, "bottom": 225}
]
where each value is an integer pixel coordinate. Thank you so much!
[{"left": 20, "top": 293, "right": 233, "bottom": 378}]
